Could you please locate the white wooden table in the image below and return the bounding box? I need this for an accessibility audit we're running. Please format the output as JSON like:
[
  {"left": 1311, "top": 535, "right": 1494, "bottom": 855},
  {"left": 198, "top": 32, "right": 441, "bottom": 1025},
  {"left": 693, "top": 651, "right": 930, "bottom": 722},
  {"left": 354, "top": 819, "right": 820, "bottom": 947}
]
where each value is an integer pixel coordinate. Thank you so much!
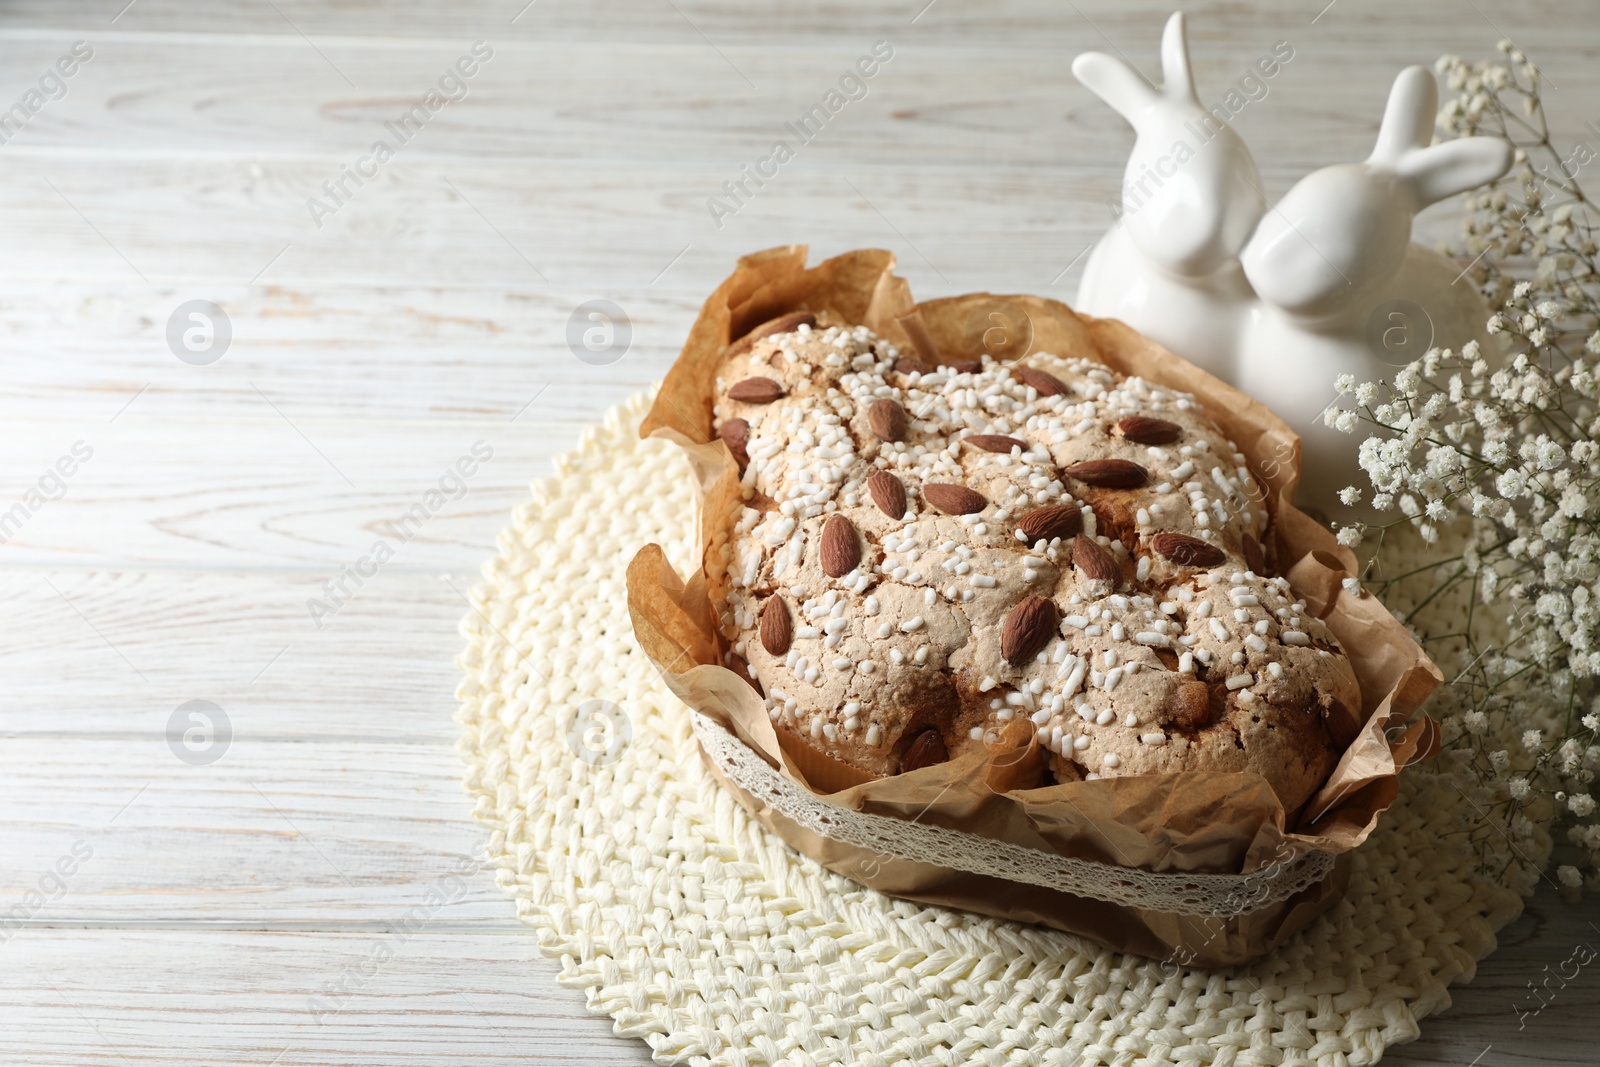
[{"left": 2, "top": 2, "right": 1596, "bottom": 1063}]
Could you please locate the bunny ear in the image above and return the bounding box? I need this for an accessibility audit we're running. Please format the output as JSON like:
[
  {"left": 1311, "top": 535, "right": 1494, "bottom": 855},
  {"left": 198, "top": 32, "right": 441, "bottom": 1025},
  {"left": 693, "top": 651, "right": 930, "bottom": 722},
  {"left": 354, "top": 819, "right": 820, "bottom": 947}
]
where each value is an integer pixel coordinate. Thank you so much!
[
  {"left": 1366, "top": 64, "right": 1513, "bottom": 205},
  {"left": 1073, "top": 50, "right": 1161, "bottom": 124},
  {"left": 1159, "top": 12, "right": 1198, "bottom": 103},
  {"left": 1368, "top": 66, "right": 1438, "bottom": 165},
  {"left": 1398, "top": 136, "right": 1514, "bottom": 207}
]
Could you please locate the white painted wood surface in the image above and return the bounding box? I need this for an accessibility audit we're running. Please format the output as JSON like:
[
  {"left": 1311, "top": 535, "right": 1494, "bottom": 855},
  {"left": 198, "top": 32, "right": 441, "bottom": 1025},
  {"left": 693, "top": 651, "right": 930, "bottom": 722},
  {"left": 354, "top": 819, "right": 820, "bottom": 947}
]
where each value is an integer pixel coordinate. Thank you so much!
[{"left": 1, "top": 2, "right": 1596, "bottom": 1064}]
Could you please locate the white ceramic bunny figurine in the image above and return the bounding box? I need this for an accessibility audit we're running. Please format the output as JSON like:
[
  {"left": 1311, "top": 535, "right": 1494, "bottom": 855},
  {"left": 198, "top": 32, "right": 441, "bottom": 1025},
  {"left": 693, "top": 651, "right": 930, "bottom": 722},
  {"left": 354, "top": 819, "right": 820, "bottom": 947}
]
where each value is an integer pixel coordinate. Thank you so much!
[
  {"left": 1074, "top": 16, "right": 1513, "bottom": 517},
  {"left": 1237, "top": 65, "right": 1512, "bottom": 512},
  {"left": 1073, "top": 12, "right": 1264, "bottom": 380}
]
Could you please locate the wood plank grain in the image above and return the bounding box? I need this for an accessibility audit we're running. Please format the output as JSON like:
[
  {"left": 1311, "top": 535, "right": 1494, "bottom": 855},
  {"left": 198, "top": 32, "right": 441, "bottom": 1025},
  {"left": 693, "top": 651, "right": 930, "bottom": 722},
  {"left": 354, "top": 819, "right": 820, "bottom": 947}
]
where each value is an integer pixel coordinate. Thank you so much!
[
  {"left": 0, "top": 26, "right": 1595, "bottom": 168},
  {"left": 0, "top": 282, "right": 691, "bottom": 423},
  {"left": 0, "top": 413, "right": 649, "bottom": 569},
  {"left": 0, "top": 736, "right": 530, "bottom": 921},
  {"left": 0, "top": 30, "right": 1591, "bottom": 174},
  {"left": 0, "top": 155, "right": 1153, "bottom": 289},
  {"left": 0, "top": 928, "right": 655, "bottom": 1066},
  {"left": 0, "top": 156, "right": 1478, "bottom": 298},
  {"left": 0, "top": 0, "right": 1591, "bottom": 59},
  {"left": 0, "top": 570, "right": 490, "bottom": 737}
]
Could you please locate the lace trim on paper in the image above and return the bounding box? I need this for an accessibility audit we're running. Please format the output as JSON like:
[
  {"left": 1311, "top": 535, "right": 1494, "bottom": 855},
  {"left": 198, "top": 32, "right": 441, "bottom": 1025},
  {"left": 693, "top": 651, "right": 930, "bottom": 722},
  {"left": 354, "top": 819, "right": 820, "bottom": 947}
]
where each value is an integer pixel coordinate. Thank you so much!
[{"left": 693, "top": 713, "right": 1334, "bottom": 917}]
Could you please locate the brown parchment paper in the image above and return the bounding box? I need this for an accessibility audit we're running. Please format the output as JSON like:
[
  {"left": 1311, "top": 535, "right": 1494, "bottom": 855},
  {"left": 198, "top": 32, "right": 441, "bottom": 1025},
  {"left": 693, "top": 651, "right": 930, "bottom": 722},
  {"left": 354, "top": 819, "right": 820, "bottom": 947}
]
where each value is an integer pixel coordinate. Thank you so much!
[{"left": 628, "top": 246, "right": 1443, "bottom": 967}]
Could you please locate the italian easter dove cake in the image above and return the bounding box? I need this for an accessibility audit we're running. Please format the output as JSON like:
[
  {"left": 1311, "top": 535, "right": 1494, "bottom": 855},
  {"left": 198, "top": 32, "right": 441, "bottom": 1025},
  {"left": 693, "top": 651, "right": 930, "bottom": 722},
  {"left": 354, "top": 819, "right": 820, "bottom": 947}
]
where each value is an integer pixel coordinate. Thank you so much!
[{"left": 712, "top": 312, "right": 1361, "bottom": 813}]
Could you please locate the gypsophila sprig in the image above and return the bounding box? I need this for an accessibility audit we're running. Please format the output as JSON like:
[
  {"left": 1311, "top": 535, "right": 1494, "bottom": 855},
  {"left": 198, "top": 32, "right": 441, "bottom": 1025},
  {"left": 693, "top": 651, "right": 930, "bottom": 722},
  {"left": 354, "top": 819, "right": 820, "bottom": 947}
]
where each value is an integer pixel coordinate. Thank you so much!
[{"left": 1324, "top": 45, "right": 1600, "bottom": 898}]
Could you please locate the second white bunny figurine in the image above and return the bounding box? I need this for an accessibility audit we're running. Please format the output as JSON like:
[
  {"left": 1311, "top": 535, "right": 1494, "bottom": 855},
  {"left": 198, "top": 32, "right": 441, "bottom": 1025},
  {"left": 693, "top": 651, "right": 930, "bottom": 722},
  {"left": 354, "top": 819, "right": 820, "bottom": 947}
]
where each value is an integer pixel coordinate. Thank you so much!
[
  {"left": 1237, "top": 65, "right": 1512, "bottom": 511},
  {"left": 1074, "top": 15, "right": 1513, "bottom": 517}
]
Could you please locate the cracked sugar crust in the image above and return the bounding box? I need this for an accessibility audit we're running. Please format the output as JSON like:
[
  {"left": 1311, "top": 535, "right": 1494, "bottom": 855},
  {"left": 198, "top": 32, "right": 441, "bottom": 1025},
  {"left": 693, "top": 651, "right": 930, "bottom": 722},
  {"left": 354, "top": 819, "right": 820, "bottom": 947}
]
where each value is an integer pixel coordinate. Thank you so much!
[{"left": 711, "top": 320, "right": 1359, "bottom": 812}]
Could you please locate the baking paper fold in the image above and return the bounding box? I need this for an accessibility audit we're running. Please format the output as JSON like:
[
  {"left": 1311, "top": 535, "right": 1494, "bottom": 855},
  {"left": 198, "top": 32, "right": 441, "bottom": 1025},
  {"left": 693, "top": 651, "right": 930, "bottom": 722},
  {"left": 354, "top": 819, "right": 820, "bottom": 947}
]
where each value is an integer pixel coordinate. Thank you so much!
[{"left": 628, "top": 246, "right": 1443, "bottom": 966}]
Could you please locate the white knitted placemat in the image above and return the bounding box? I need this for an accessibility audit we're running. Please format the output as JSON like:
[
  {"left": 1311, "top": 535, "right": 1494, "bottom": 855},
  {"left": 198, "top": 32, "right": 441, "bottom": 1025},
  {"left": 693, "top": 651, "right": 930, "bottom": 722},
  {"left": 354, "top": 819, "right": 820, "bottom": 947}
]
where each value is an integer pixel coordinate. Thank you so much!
[{"left": 455, "top": 390, "right": 1526, "bottom": 1067}]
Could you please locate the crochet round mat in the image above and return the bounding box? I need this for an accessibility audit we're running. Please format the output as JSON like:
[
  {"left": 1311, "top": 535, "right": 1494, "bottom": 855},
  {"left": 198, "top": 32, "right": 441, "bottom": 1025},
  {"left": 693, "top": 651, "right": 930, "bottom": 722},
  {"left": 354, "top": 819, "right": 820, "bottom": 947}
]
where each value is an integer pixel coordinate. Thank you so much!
[{"left": 455, "top": 391, "right": 1527, "bottom": 1067}]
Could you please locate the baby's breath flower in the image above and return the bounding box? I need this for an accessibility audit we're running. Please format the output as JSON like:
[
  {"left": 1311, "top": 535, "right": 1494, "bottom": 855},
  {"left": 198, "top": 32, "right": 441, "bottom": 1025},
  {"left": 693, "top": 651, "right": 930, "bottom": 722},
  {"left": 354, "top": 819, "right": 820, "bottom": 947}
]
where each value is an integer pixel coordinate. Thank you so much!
[
  {"left": 1497, "top": 469, "right": 1527, "bottom": 499},
  {"left": 1560, "top": 484, "right": 1589, "bottom": 518},
  {"left": 1346, "top": 56, "right": 1600, "bottom": 895}
]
